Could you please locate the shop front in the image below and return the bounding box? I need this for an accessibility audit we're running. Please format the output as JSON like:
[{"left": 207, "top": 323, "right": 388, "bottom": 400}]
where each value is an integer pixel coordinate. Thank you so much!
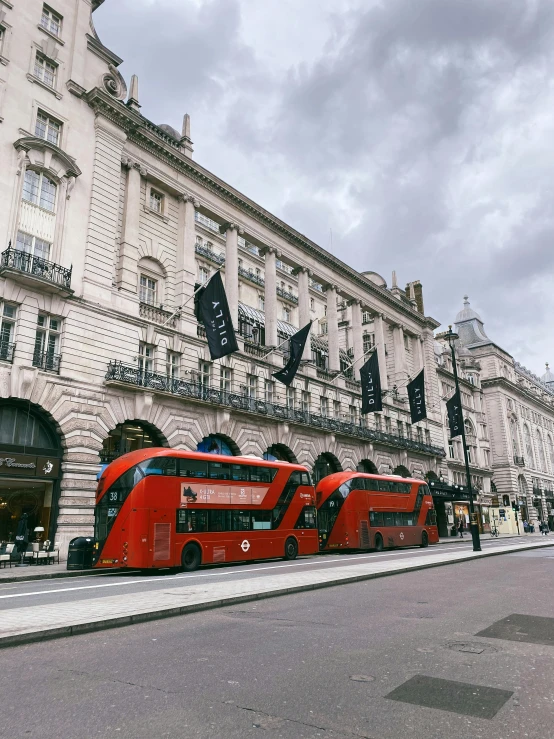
[
  {"left": 0, "top": 402, "right": 63, "bottom": 545},
  {"left": 427, "top": 480, "right": 472, "bottom": 537}
]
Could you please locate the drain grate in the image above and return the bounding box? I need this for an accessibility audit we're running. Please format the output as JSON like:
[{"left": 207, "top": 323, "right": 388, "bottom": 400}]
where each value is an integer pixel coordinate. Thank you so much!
[{"left": 445, "top": 641, "right": 499, "bottom": 655}]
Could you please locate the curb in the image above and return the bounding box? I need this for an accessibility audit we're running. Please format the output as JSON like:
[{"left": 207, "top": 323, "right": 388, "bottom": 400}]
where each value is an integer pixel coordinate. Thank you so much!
[
  {"left": 0, "top": 568, "right": 127, "bottom": 584},
  {"left": 1, "top": 540, "right": 553, "bottom": 649}
]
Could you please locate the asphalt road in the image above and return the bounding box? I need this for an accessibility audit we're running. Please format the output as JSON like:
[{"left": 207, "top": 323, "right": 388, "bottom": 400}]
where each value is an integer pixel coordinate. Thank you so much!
[
  {"left": 0, "top": 537, "right": 540, "bottom": 612},
  {"left": 2, "top": 544, "right": 553, "bottom": 739}
]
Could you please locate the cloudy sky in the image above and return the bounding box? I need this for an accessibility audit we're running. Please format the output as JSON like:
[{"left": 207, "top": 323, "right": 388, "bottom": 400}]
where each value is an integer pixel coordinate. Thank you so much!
[{"left": 95, "top": 0, "right": 553, "bottom": 377}]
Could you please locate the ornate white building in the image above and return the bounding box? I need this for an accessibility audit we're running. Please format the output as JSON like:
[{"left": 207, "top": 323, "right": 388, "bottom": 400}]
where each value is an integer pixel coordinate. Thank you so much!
[
  {"left": 0, "top": 0, "right": 449, "bottom": 554},
  {"left": 443, "top": 298, "right": 554, "bottom": 528}
]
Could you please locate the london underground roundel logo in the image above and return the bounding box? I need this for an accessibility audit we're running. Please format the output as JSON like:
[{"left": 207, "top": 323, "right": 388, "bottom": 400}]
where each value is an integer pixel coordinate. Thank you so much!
[
  {"left": 399, "top": 532, "right": 405, "bottom": 541},
  {"left": 241, "top": 540, "right": 250, "bottom": 552}
]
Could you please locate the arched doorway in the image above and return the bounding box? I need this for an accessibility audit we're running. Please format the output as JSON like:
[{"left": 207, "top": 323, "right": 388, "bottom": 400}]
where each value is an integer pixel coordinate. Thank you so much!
[
  {"left": 425, "top": 471, "right": 439, "bottom": 482},
  {"left": 0, "top": 400, "right": 63, "bottom": 544},
  {"left": 393, "top": 465, "right": 411, "bottom": 478},
  {"left": 196, "top": 434, "right": 240, "bottom": 456},
  {"left": 357, "top": 459, "right": 378, "bottom": 474},
  {"left": 263, "top": 444, "right": 297, "bottom": 463},
  {"left": 313, "top": 453, "right": 342, "bottom": 485},
  {"left": 100, "top": 421, "right": 166, "bottom": 464}
]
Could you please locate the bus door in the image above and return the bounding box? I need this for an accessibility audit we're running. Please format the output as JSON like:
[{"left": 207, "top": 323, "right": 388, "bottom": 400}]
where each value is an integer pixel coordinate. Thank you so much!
[
  {"left": 230, "top": 509, "right": 273, "bottom": 562},
  {"left": 149, "top": 509, "right": 173, "bottom": 568},
  {"left": 358, "top": 513, "right": 370, "bottom": 548}
]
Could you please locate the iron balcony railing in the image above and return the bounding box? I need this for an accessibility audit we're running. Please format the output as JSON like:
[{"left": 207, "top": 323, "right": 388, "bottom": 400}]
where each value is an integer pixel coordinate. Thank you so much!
[
  {"left": 195, "top": 243, "right": 225, "bottom": 265},
  {"left": 33, "top": 350, "right": 61, "bottom": 374},
  {"left": 276, "top": 286, "right": 299, "bottom": 304},
  {"left": 238, "top": 266, "right": 265, "bottom": 287},
  {"left": 1, "top": 247, "right": 72, "bottom": 289},
  {"left": 139, "top": 302, "right": 178, "bottom": 328},
  {"left": 197, "top": 325, "right": 206, "bottom": 339},
  {"left": 105, "top": 360, "right": 446, "bottom": 457},
  {"left": 243, "top": 341, "right": 269, "bottom": 358},
  {"left": 514, "top": 455, "right": 525, "bottom": 466},
  {"left": 0, "top": 341, "right": 15, "bottom": 363}
]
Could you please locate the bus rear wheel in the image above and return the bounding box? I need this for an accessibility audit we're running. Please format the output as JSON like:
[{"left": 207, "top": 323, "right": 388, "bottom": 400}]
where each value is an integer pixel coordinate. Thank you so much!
[
  {"left": 181, "top": 543, "right": 201, "bottom": 572},
  {"left": 420, "top": 531, "right": 429, "bottom": 548},
  {"left": 284, "top": 537, "right": 298, "bottom": 561},
  {"left": 374, "top": 534, "right": 384, "bottom": 552}
]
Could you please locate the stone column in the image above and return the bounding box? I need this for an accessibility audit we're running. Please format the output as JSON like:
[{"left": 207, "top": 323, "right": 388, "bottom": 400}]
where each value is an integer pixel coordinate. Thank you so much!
[
  {"left": 297, "top": 268, "right": 312, "bottom": 360},
  {"left": 176, "top": 194, "right": 199, "bottom": 318},
  {"left": 351, "top": 300, "right": 364, "bottom": 368},
  {"left": 392, "top": 324, "right": 408, "bottom": 385},
  {"left": 117, "top": 160, "right": 143, "bottom": 294},
  {"left": 264, "top": 248, "right": 278, "bottom": 347},
  {"left": 374, "top": 313, "right": 389, "bottom": 391},
  {"left": 222, "top": 222, "right": 242, "bottom": 328},
  {"left": 326, "top": 284, "right": 340, "bottom": 372}
]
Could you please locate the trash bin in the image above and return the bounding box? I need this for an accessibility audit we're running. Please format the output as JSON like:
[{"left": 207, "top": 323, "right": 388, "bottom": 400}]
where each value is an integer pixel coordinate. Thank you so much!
[
  {"left": 450, "top": 526, "right": 457, "bottom": 537},
  {"left": 67, "top": 537, "right": 95, "bottom": 570}
]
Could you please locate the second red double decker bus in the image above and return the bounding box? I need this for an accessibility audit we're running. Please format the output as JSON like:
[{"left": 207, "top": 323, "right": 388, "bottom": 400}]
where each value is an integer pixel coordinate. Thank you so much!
[
  {"left": 317, "top": 472, "right": 438, "bottom": 551},
  {"left": 93, "top": 448, "right": 318, "bottom": 571}
]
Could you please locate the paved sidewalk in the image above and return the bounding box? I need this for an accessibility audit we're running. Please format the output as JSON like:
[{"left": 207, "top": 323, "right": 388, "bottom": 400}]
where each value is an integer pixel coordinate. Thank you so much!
[
  {"left": 439, "top": 533, "right": 546, "bottom": 544},
  {"left": 0, "top": 563, "right": 115, "bottom": 583},
  {"left": 1, "top": 538, "right": 552, "bottom": 649}
]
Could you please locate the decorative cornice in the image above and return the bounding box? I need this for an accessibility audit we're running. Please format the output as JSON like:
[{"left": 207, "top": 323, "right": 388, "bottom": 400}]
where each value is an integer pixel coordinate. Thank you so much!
[
  {"left": 85, "top": 87, "right": 439, "bottom": 327},
  {"left": 14, "top": 136, "right": 82, "bottom": 178}
]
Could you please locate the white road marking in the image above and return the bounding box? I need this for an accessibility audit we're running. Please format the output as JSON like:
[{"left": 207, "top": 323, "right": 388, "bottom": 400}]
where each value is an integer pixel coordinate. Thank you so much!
[{"left": 0, "top": 540, "right": 517, "bottom": 601}]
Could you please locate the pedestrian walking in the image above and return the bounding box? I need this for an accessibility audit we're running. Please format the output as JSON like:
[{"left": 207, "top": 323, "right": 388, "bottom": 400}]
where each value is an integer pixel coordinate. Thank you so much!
[{"left": 458, "top": 518, "right": 464, "bottom": 538}]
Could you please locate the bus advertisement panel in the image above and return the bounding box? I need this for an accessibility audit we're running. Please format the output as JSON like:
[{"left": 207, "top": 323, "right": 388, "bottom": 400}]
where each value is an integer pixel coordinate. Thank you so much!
[
  {"left": 316, "top": 472, "right": 438, "bottom": 551},
  {"left": 93, "top": 448, "right": 318, "bottom": 571}
]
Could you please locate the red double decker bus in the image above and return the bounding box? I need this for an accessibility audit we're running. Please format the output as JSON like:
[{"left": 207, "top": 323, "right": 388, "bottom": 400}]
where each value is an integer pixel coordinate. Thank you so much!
[
  {"left": 316, "top": 472, "right": 438, "bottom": 551},
  {"left": 93, "top": 448, "right": 318, "bottom": 571}
]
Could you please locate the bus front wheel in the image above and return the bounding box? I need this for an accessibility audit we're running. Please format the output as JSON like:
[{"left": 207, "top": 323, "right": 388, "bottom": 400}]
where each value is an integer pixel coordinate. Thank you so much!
[
  {"left": 181, "top": 543, "right": 201, "bottom": 572},
  {"left": 374, "top": 534, "right": 384, "bottom": 552},
  {"left": 420, "top": 531, "right": 429, "bottom": 548},
  {"left": 284, "top": 537, "right": 298, "bottom": 561}
]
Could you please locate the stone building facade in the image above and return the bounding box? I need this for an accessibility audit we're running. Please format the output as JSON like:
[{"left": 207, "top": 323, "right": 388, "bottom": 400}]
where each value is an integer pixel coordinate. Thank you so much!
[
  {"left": 0, "top": 0, "right": 447, "bottom": 555},
  {"left": 443, "top": 298, "right": 554, "bottom": 529}
]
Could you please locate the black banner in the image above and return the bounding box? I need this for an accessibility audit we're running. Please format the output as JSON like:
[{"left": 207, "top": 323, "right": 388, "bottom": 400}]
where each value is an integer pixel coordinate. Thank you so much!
[
  {"left": 273, "top": 322, "right": 311, "bottom": 386},
  {"left": 407, "top": 369, "right": 427, "bottom": 423},
  {"left": 446, "top": 390, "right": 464, "bottom": 439},
  {"left": 360, "top": 351, "right": 382, "bottom": 414},
  {"left": 197, "top": 271, "right": 239, "bottom": 360}
]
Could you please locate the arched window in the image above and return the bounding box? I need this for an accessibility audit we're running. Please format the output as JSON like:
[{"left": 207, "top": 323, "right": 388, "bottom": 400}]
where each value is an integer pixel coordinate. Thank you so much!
[
  {"left": 263, "top": 444, "right": 296, "bottom": 463},
  {"left": 313, "top": 453, "right": 342, "bottom": 484},
  {"left": 357, "top": 459, "right": 378, "bottom": 474},
  {"left": 392, "top": 465, "right": 411, "bottom": 478},
  {"left": 464, "top": 419, "right": 475, "bottom": 440},
  {"left": 22, "top": 169, "right": 57, "bottom": 212},
  {"left": 100, "top": 422, "right": 165, "bottom": 464},
  {"left": 537, "top": 430, "right": 547, "bottom": 472},
  {"left": 547, "top": 435, "right": 554, "bottom": 469},
  {"left": 510, "top": 418, "right": 519, "bottom": 456},
  {"left": 138, "top": 257, "right": 166, "bottom": 307},
  {"left": 0, "top": 402, "right": 59, "bottom": 451},
  {"left": 523, "top": 425, "right": 535, "bottom": 468},
  {"left": 196, "top": 435, "right": 239, "bottom": 456}
]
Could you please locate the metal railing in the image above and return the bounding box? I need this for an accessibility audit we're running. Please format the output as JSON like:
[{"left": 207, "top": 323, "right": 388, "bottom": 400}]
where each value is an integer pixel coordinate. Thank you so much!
[
  {"left": 514, "top": 455, "right": 525, "bottom": 466},
  {"left": 243, "top": 341, "right": 269, "bottom": 358},
  {"left": 238, "top": 266, "right": 265, "bottom": 287},
  {"left": 33, "top": 350, "right": 61, "bottom": 373},
  {"left": 195, "top": 243, "right": 225, "bottom": 265},
  {"left": 0, "top": 341, "right": 15, "bottom": 363},
  {"left": 1, "top": 247, "right": 72, "bottom": 289},
  {"left": 276, "top": 286, "right": 299, "bottom": 304},
  {"left": 105, "top": 360, "right": 446, "bottom": 457},
  {"left": 197, "top": 325, "right": 206, "bottom": 339},
  {"left": 139, "top": 302, "right": 178, "bottom": 328}
]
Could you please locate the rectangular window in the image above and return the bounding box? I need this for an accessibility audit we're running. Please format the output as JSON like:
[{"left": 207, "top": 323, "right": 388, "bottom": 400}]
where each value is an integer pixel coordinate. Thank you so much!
[
  {"left": 449, "top": 442, "right": 454, "bottom": 459},
  {"left": 22, "top": 170, "right": 57, "bottom": 212},
  {"left": 286, "top": 386, "right": 296, "bottom": 409},
  {"left": 320, "top": 396, "right": 328, "bottom": 417},
  {"left": 34, "top": 53, "right": 57, "bottom": 88},
  {"left": 16, "top": 231, "right": 51, "bottom": 261},
  {"left": 245, "top": 374, "right": 257, "bottom": 399},
  {"left": 264, "top": 379, "right": 275, "bottom": 404},
  {"left": 333, "top": 400, "right": 341, "bottom": 419},
  {"left": 149, "top": 189, "right": 163, "bottom": 214},
  {"left": 138, "top": 342, "right": 154, "bottom": 373},
  {"left": 35, "top": 110, "right": 62, "bottom": 146},
  {"left": 397, "top": 420, "right": 404, "bottom": 437},
  {"left": 252, "top": 510, "right": 272, "bottom": 530},
  {"left": 139, "top": 274, "right": 157, "bottom": 305},
  {"left": 349, "top": 404, "right": 357, "bottom": 424},
  {"left": 363, "top": 333, "right": 375, "bottom": 354},
  {"left": 220, "top": 367, "right": 232, "bottom": 392},
  {"left": 33, "top": 313, "right": 61, "bottom": 371},
  {"left": 0, "top": 302, "right": 16, "bottom": 361},
  {"left": 385, "top": 417, "right": 391, "bottom": 434},
  {"left": 41, "top": 6, "right": 62, "bottom": 37},
  {"left": 258, "top": 294, "right": 265, "bottom": 311},
  {"left": 198, "top": 265, "right": 209, "bottom": 285},
  {"left": 198, "top": 361, "right": 211, "bottom": 387},
  {"left": 404, "top": 334, "right": 410, "bottom": 352},
  {"left": 301, "top": 391, "right": 310, "bottom": 413},
  {"left": 166, "top": 351, "right": 180, "bottom": 380},
  {"left": 282, "top": 306, "right": 291, "bottom": 322},
  {"left": 180, "top": 459, "right": 207, "bottom": 478}
]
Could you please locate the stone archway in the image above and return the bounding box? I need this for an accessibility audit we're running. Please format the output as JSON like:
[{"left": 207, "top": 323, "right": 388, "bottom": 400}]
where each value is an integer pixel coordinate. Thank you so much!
[
  {"left": 357, "top": 459, "right": 378, "bottom": 474},
  {"left": 393, "top": 464, "right": 411, "bottom": 478},
  {"left": 313, "top": 452, "right": 342, "bottom": 485},
  {"left": 197, "top": 434, "right": 241, "bottom": 456},
  {"left": 264, "top": 444, "right": 298, "bottom": 463},
  {"left": 100, "top": 420, "right": 168, "bottom": 464}
]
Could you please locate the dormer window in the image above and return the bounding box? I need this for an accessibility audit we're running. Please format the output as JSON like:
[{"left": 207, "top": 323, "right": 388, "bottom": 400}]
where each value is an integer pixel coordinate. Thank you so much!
[
  {"left": 35, "top": 110, "right": 62, "bottom": 146},
  {"left": 34, "top": 53, "right": 57, "bottom": 88},
  {"left": 40, "top": 6, "right": 62, "bottom": 37},
  {"left": 22, "top": 170, "right": 57, "bottom": 212}
]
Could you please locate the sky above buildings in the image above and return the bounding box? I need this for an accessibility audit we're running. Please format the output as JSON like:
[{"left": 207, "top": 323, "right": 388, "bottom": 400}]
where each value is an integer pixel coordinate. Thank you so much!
[{"left": 95, "top": 0, "right": 554, "bottom": 377}]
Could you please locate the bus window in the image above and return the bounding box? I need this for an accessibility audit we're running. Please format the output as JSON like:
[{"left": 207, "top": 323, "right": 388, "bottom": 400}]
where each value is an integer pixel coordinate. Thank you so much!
[
  {"left": 338, "top": 481, "right": 353, "bottom": 498},
  {"left": 181, "top": 460, "right": 208, "bottom": 478},
  {"left": 232, "top": 511, "right": 251, "bottom": 531},
  {"left": 251, "top": 510, "right": 272, "bottom": 530},
  {"left": 403, "top": 513, "right": 415, "bottom": 526},
  {"left": 209, "top": 462, "right": 230, "bottom": 480},
  {"left": 366, "top": 479, "right": 379, "bottom": 491},
  {"left": 208, "top": 510, "right": 231, "bottom": 532},
  {"left": 294, "top": 506, "right": 317, "bottom": 529},
  {"left": 176, "top": 509, "right": 207, "bottom": 532},
  {"left": 394, "top": 512, "right": 403, "bottom": 526},
  {"left": 384, "top": 512, "right": 394, "bottom": 527},
  {"left": 350, "top": 478, "right": 366, "bottom": 491},
  {"left": 378, "top": 480, "right": 392, "bottom": 492},
  {"left": 370, "top": 511, "right": 384, "bottom": 526},
  {"left": 250, "top": 466, "right": 277, "bottom": 483},
  {"left": 301, "top": 472, "right": 312, "bottom": 486},
  {"left": 425, "top": 508, "right": 437, "bottom": 526},
  {"left": 272, "top": 471, "right": 302, "bottom": 528},
  {"left": 231, "top": 464, "right": 246, "bottom": 481},
  {"left": 139, "top": 457, "right": 178, "bottom": 476}
]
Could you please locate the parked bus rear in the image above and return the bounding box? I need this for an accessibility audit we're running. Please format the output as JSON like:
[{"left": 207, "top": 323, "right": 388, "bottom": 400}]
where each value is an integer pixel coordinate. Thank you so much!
[
  {"left": 317, "top": 472, "right": 438, "bottom": 551},
  {"left": 93, "top": 448, "right": 318, "bottom": 571}
]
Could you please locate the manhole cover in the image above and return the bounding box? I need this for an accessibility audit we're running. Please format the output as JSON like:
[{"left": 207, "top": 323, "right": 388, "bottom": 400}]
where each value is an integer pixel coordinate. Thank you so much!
[
  {"left": 350, "top": 675, "right": 375, "bottom": 682},
  {"left": 445, "top": 641, "right": 499, "bottom": 654}
]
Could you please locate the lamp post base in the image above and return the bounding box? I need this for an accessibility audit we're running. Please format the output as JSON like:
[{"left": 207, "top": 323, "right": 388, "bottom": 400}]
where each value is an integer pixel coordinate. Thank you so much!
[{"left": 470, "top": 524, "right": 482, "bottom": 552}]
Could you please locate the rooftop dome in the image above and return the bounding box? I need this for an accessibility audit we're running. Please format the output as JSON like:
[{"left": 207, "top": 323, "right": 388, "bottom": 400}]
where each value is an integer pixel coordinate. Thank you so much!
[
  {"left": 158, "top": 124, "right": 180, "bottom": 141},
  {"left": 455, "top": 296, "right": 482, "bottom": 324}
]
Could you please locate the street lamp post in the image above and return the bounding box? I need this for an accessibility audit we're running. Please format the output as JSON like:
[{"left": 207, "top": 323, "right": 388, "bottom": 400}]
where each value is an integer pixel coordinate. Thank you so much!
[{"left": 445, "top": 326, "right": 481, "bottom": 552}]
